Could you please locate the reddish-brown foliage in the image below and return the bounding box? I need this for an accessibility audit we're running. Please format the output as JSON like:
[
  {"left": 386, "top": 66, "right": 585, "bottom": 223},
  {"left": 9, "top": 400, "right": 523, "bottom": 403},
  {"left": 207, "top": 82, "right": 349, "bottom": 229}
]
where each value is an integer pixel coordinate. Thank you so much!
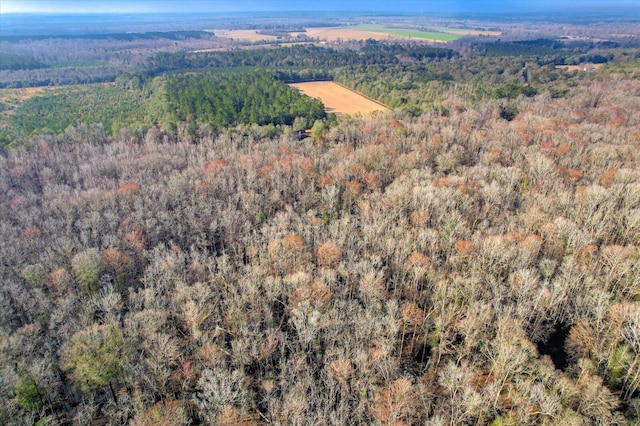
[
  {"left": 329, "top": 358, "right": 354, "bottom": 385},
  {"left": 348, "top": 164, "right": 367, "bottom": 180},
  {"left": 133, "top": 399, "right": 191, "bottom": 426},
  {"left": 600, "top": 168, "right": 617, "bottom": 188},
  {"left": 363, "top": 172, "right": 381, "bottom": 189},
  {"left": 258, "top": 164, "right": 274, "bottom": 178},
  {"left": 20, "top": 226, "right": 42, "bottom": 241},
  {"left": 123, "top": 226, "right": 146, "bottom": 252},
  {"left": 503, "top": 231, "right": 524, "bottom": 243},
  {"left": 434, "top": 177, "right": 451, "bottom": 188},
  {"left": 566, "top": 168, "right": 584, "bottom": 183},
  {"left": 47, "top": 267, "right": 73, "bottom": 294},
  {"left": 289, "top": 281, "right": 333, "bottom": 309},
  {"left": 401, "top": 301, "right": 424, "bottom": 326},
  {"left": 102, "top": 248, "right": 126, "bottom": 269},
  {"left": 359, "top": 275, "right": 387, "bottom": 301},
  {"left": 518, "top": 234, "right": 543, "bottom": 256},
  {"left": 317, "top": 242, "right": 342, "bottom": 267},
  {"left": 299, "top": 157, "right": 316, "bottom": 178},
  {"left": 409, "top": 210, "right": 429, "bottom": 228},
  {"left": 203, "top": 158, "right": 230, "bottom": 174},
  {"left": 565, "top": 322, "right": 597, "bottom": 361},
  {"left": 282, "top": 235, "right": 305, "bottom": 251},
  {"left": 406, "top": 251, "right": 431, "bottom": 270},
  {"left": 217, "top": 405, "right": 258, "bottom": 426},
  {"left": 487, "top": 149, "right": 504, "bottom": 164},
  {"left": 372, "top": 378, "right": 417, "bottom": 423},
  {"left": 454, "top": 240, "right": 474, "bottom": 257},
  {"left": 116, "top": 182, "right": 140, "bottom": 194},
  {"left": 575, "top": 244, "right": 599, "bottom": 263},
  {"left": 345, "top": 180, "right": 363, "bottom": 195}
]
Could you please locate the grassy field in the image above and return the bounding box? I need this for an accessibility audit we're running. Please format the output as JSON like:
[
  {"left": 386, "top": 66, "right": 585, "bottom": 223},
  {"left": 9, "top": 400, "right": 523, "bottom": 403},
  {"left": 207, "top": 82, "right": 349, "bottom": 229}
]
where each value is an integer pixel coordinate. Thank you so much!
[
  {"left": 301, "top": 26, "right": 463, "bottom": 43},
  {"left": 289, "top": 81, "right": 390, "bottom": 116},
  {"left": 354, "top": 25, "right": 464, "bottom": 42}
]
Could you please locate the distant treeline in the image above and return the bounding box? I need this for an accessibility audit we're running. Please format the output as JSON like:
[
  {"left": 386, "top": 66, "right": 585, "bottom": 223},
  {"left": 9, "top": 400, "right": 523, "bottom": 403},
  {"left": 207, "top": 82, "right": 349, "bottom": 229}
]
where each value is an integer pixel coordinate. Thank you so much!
[
  {"left": 0, "top": 30, "right": 212, "bottom": 42},
  {"left": 0, "top": 54, "right": 48, "bottom": 71},
  {"left": 480, "top": 38, "right": 620, "bottom": 58},
  {"left": 144, "top": 43, "right": 459, "bottom": 77}
]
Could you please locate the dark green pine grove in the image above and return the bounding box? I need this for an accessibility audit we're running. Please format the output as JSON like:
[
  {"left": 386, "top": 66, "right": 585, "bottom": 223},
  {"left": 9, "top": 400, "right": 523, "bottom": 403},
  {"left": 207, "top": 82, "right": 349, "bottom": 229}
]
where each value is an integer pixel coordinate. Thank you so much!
[{"left": 162, "top": 70, "right": 325, "bottom": 131}]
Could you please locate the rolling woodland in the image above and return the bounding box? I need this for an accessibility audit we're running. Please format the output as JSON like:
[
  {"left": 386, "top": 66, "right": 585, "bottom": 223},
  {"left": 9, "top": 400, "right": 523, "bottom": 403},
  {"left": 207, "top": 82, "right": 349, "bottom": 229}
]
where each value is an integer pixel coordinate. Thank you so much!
[{"left": 1, "top": 15, "right": 640, "bottom": 426}]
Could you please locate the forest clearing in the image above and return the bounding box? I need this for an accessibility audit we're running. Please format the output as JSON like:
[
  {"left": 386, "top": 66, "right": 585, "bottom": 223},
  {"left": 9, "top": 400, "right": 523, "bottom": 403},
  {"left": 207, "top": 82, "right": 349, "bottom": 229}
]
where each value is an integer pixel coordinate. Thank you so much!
[
  {"left": 0, "top": 84, "right": 106, "bottom": 128},
  {"left": 213, "top": 29, "right": 280, "bottom": 42},
  {"left": 428, "top": 26, "right": 502, "bottom": 36},
  {"left": 352, "top": 25, "right": 465, "bottom": 42},
  {"left": 298, "top": 25, "right": 480, "bottom": 43},
  {"left": 556, "top": 63, "right": 605, "bottom": 71},
  {"left": 0, "top": 87, "right": 49, "bottom": 125},
  {"left": 297, "top": 26, "right": 434, "bottom": 42},
  {"left": 289, "top": 81, "right": 391, "bottom": 115}
]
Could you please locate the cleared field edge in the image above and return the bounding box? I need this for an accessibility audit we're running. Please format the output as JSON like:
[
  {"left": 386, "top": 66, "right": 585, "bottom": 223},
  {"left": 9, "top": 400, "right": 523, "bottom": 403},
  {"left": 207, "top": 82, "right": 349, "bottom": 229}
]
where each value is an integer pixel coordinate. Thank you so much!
[
  {"left": 301, "top": 27, "right": 454, "bottom": 43},
  {"left": 351, "top": 25, "right": 464, "bottom": 41},
  {"left": 213, "top": 29, "right": 279, "bottom": 42},
  {"left": 555, "top": 63, "right": 604, "bottom": 71},
  {"left": 331, "top": 81, "right": 391, "bottom": 111},
  {"left": 289, "top": 81, "right": 391, "bottom": 116}
]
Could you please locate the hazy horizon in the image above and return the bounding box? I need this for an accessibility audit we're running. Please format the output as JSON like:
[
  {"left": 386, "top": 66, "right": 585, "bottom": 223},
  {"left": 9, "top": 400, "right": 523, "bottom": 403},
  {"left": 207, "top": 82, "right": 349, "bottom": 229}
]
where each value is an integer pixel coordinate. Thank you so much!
[{"left": 1, "top": 0, "right": 638, "bottom": 15}]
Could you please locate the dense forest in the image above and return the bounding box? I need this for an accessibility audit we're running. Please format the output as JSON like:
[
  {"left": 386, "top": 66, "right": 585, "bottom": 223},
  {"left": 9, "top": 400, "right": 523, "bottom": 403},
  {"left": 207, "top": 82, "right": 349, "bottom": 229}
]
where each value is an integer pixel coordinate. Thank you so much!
[
  {"left": 160, "top": 71, "right": 325, "bottom": 131},
  {"left": 5, "top": 39, "right": 639, "bottom": 146},
  {"left": 0, "top": 31, "right": 231, "bottom": 89},
  {"left": 2, "top": 13, "right": 640, "bottom": 425},
  {"left": 3, "top": 70, "right": 325, "bottom": 143},
  {"left": 2, "top": 62, "right": 640, "bottom": 424}
]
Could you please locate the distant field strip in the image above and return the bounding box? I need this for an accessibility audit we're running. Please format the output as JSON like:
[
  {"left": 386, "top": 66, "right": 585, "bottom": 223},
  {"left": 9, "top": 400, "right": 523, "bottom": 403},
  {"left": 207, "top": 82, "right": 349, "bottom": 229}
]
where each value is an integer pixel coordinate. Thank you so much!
[
  {"left": 289, "top": 81, "right": 390, "bottom": 116},
  {"left": 302, "top": 27, "right": 400, "bottom": 42},
  {"left": 428, "top": 26, "right": 502, "bottom": 36},
  {"left": 555, "top": 63, "right": 604, "bottom": 71},
  {"left": 214, "top": 29, "right": 279, "bottom": 42},
  {"left": 354, "top": 25, "right": 464, "bottom": 42}
]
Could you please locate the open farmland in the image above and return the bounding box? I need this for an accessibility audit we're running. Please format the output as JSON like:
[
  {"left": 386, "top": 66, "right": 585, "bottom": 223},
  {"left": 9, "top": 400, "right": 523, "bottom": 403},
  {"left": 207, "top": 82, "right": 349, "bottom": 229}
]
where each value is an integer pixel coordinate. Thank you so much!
[
  {"left": 214, "top": 29, "right": 280, "bottom": 42},
  {"left": 428, "top": 26, "right": 502, "bottom": 36},
  {"left": 300, "top": 27, "right": 403, "bottom": 42},
  {"left": 355, "top": 25, "right": 465, "bottom": 42},
  {"left": 289, "top": 81, "right": 390, "bottom": 115},
  {"left": 300, "top": 26, "right": 463, "bottom": 43}
]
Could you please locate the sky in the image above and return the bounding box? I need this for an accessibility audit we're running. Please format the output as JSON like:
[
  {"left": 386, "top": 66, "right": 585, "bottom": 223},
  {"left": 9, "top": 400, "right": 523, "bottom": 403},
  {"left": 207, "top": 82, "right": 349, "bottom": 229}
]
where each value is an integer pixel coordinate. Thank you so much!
[{"left": 1, "top": 0, "right": 638, "bottom": 14}]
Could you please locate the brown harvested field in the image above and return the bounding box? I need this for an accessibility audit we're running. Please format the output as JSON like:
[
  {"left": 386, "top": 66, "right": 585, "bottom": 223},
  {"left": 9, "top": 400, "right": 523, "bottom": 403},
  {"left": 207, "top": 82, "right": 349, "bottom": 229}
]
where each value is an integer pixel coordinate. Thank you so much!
[
  {"left": 556, "top": 63, "right": 604, "bottom": 71},
  {"left": 438, "top": 28, "right": 502, "bottom": 36},
  {"left": 299, "top": 27, "right": 425, "bottom": 42},
  {"left": 289, "top": 81, "right": 391, "bottom": 116},
  {"left": 214, "top": 29, "right": 279, "bottom": 42}
]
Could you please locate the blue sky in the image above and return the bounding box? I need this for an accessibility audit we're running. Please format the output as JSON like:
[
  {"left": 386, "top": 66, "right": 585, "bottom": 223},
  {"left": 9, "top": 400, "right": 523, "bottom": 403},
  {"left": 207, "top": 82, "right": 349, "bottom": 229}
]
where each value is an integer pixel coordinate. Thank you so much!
[{"left": 1, "top": 0, "right": 638, "bottom": 14}]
